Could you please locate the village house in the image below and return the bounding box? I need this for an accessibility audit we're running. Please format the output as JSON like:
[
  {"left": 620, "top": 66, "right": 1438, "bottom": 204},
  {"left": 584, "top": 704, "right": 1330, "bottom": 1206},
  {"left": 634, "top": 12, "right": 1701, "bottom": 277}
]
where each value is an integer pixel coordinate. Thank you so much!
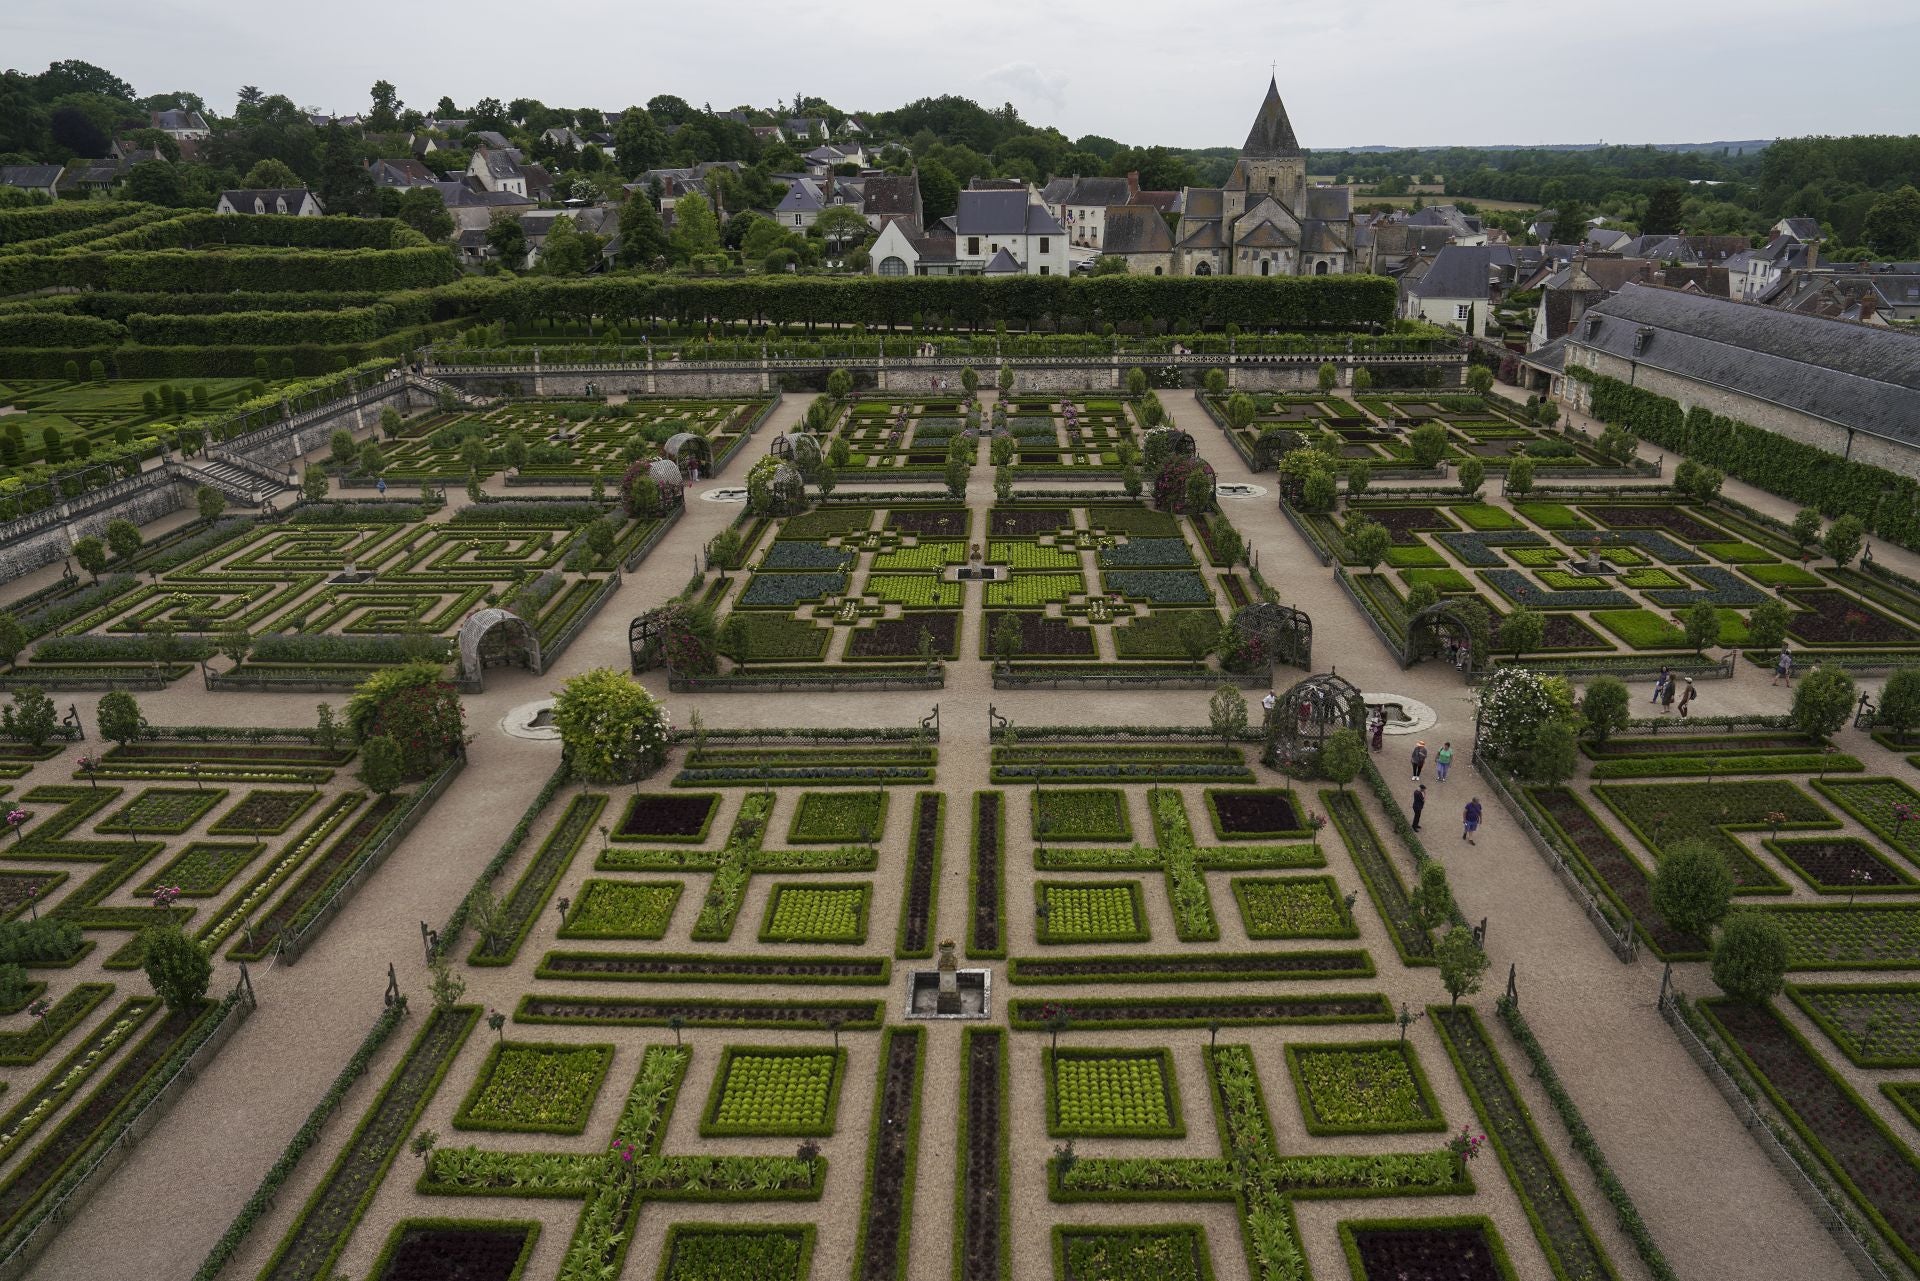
[{"left": 215, "top": 188, "right": 324, "bottom": 216}]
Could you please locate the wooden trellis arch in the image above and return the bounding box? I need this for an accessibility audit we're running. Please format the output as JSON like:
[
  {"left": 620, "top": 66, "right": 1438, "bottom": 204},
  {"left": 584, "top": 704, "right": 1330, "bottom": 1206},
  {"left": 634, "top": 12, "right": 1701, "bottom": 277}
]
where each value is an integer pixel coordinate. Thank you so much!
[
  {"left": 1231, "top": 602, "right": 1313, "bottom": 672},
  {"left": 1404, "top": 600, "right": 1484, "bottom": 671},
  {"left": 458, "top": 608, "right": 541, "bottom": 687},
  {"left": 1264, "top": 670, "right": 1367, "bottom": 770}
]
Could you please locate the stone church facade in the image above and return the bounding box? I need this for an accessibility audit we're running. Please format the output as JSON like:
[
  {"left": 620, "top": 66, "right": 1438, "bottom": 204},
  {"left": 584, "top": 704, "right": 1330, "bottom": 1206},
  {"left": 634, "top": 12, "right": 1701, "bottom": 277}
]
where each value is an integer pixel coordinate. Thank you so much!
[{"left": 1173, "top": 77, "right": 1354, "bottom": 277}]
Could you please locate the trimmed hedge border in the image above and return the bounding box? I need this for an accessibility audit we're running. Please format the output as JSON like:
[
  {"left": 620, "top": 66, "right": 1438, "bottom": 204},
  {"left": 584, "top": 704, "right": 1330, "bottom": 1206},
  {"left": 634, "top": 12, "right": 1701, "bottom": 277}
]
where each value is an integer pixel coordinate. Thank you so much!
[
  {"left": 1006, "top": 950, "right": 1374, "bottom": 984},
  {"left": 851, "top": 1026, "right": 924, "bottom": 1281},
  {"left": 1787, "top": 982, "right": 1920, "bottom": 1068},
  {"left": 1337, "top": 1216, "right": 1518, "bottom": 1281},
  {"left": 534, "top": 951, "right": 890, "bottom": 985},
  {"left": 969, "top": 791, "right": 1005, "bottom": 959},
  {"left": 953, "top": 1027, "right": 1009, "bottom": 1281},
  {"left": 1006, "top": 993, "right": 1393, "bottom": 1030},
  {"left": 466, "top": 791, "right": 605, "bottom": 966},
  {"left": 514, "top": 995, "right": 884, "bottom": 1030},
  {"left": 896, "top": 792, "right": 944, "bottom": 959}
]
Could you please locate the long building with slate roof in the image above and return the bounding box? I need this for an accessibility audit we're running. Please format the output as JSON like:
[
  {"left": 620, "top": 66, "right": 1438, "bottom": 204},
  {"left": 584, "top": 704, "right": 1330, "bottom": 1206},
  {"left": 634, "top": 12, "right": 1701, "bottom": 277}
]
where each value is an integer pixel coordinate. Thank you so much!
[{"left": 1562, "top": 282, "right": 1920, "bottom": 472}]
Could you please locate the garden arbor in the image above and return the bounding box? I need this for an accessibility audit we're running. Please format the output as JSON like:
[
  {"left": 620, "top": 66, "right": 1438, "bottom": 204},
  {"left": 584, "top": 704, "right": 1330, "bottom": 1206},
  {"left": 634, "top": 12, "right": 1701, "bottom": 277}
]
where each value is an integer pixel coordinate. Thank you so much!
[
  {"left": 662, "top": 432, "right": 711, "bottom": 473},
  {"left": 458, "top": 607, "right": 541, "bottom": 686},
  {"left": 1403, "top": 600, "right": 1486, "bottom": 672},
  {"left": 1264, "top": 670, "right": 1367, "bottom": 769},
  {"left": 1231, "top": 602, "right": 1313, "bottom": 672}
]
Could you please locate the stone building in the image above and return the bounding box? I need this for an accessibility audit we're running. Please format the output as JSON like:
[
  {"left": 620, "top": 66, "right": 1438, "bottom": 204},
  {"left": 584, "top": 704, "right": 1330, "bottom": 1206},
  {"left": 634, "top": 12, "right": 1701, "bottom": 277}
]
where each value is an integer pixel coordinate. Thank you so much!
[{"left": 1560, "top": 282, "right": 1920, "bottom": 474}]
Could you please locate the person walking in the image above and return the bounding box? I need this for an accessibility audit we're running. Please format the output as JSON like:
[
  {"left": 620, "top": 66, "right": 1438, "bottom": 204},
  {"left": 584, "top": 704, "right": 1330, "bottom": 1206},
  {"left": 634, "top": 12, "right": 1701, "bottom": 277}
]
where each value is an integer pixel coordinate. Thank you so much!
[
  {"left": 1456, "top": 638, "right": 1471, "bottom": 672},
  {"left": 1261, "top": 690, "right": 1276, "bottom": 728},
  {"left": 1411, "top": 784, "right": 1427, "bottom": 831},
  {"left": 1411, "top": 741, "right": 1428, "bottom": 782},
  {"left": 1435, "top": 742, "right": 1453, "bottom": 783},
  {"left": 1678, "top": 678, "right": 1696, "bottom": 720},
  {"left": 1370, "top": 712, "right": 1385, "bottom": 751},
  {"left": 1773, "top": 648, "right": 1794, "bottom": 687},
  {"left": 1462, "top": 796, "right": 1483, "bottom": 845},
  {"left": 1661, "top": 678, "right": 1678, "bottom": 715},
  {"left": 1652, "top": 666, "right": 1670, "bottom": 704}
]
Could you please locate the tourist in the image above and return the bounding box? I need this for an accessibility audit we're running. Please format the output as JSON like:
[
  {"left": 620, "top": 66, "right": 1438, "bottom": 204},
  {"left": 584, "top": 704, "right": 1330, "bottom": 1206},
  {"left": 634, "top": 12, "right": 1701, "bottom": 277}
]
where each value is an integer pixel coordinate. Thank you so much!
[
  {"left": 1261, "top": 690, "right": 1276, "bottom": 726},
  {"left": 1411, "top": 740, "right": 1428, "bottom": 782},
  {"left": 1773, "top": 648, "right": 1794, "bottom": 687},
  {"left": 1435, "top": 741, "right": 1453, "bottom": 783},
  {"left": 1462, "top": 796, "right": 1483, "bottom": 845},
  {"left": 1456, "top": 639, "right": 1471, "bottom": 671},
  {"left": 1411, "top": 784, "right": 1427, "bottom": 831},
  {"left": 1864, "top": 541, "right": 1874, "bottom": 566},
  {"left": 1651, "top": 666, "right": 1670, "bottom": 704},
  {"left": 1442, "top": 637, "right": 1456, "bottom": 666},
  {"left": 1370, "top": 711, "right": 1385, "bottom": 751},
  {"left": 1678, "top": 678, "right": 1696, "bottom": 719},
  {"left": 1661, "top": 678, "right": 1678, "bottom": 715}
]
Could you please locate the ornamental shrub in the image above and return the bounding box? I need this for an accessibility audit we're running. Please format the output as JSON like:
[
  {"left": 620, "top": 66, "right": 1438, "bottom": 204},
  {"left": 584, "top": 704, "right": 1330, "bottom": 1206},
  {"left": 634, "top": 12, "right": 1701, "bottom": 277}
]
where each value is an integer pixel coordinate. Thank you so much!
[
  {"left": 0, "top": 688, "right": 57, "bottom": 747},
  {"left": 1410, "top": 861, "right": 1454, "bottom": 932},
  {"left": 1651, "top": 839, "right": 1734, "bottom": 942},
  {"left": 1497, "top": 605, "right": 1544, "bottom": 657},
  {"left": 1319, "top": 727, "right": 1364, "bottom": 790},
  {"left": 1746, "top": 599, "right": 1789, "bottom": 657},
  {"left": 1409, "top": 424, "right": 1448, "bottom": 468},
  {"left": 346, "top": 662, "right": 465, "bottom": 777},
  {"left": 71, "top": 536, "right": 107, "bottom": 582},
  {"left": 1506, "top": 455, "right": 1535, "bottom": 495},
  {"left": 1579, "top": 676, "right": 1631, "bottom": 745},
  {"left": 358, "top": 735, "right": 403, "bottom": 795},
  {"left": 552, "top": 667, "right": 672, "bottom": 782},
  {"left": 1711, "top": 913, "right": 1788, "bottom": 1004},
  {"left": 1879, "top": 668, "right": 1920, "bottom": 742},
  {"left": 1456, "top": 457, "right": 1485, "bottom": 498},
  {"left": 1823, "top": 514, "right": 1865, "bottom": 568},
  {"left": 1300, "top": 469, "right": 1336, "bottom": 514},
  {"left": 1208, "top": 684, "right": 1247, "bottom": 744},
  {"left": 1344, "top": 516, "right": 1390, "bottom": 574},
  {"left": 1790, "top": 665, "right": 1854, "bottom": 740},
  {"left": 1475, "top": 667, "right": 1563, "bottom": 769},
  {"left": 140, "top": 923, "right": 211, "bottom": 1012},
  {"left": 1436, "top": 926, "right": 1489, "bottom": 1006},
  {"left": 96, "top": 690, "right": 146, "bottom": 744},
  {"left": 104, "top": 519, "right": 142, "bottom": 562},
  {"left": 1225, "top": 393, "right": 1255, "bottom": 430},
  {"left": 1684, "top": 601, "right": 1722, "bottom": 654},
  {"left": 1519, "top": 716, "right": 1577, "bottom": 785}
]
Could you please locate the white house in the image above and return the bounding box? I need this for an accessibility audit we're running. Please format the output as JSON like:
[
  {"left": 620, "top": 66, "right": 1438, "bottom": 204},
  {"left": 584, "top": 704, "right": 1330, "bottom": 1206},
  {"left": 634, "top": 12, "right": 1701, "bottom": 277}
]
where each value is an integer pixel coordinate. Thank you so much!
[
  {"left": 951, "top": 190, "right": 1068, "bottom": 276},
  {"left": 215, "top": 188, "right": 324, "bottom": 216},
  {"left": 0, "top": 165, "right": 62, "bottom": 199},
  {"left": 775, "top": 178, "right": 826, "bottom": 230},
  {"left": 469, "top": 147, "right": 527, "bottom": 197},
  {"left": 1057, "top": 176, "right": 1133, "bottom": 250},
  {"left": 1401, "top": 244, "right": 1516, "bottom": 333},
  {"left": 150, "top": 107, "right": 209, "bottom": 140}
]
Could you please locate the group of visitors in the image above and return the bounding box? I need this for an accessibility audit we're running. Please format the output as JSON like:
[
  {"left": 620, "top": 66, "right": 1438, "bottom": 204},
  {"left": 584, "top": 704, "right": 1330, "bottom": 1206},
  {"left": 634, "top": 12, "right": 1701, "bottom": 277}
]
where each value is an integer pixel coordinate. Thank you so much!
[
  {"left": 1441, "top": 636, "right": 1472, "bottom": 670},
  {"left": 1408, "top": 739, "right": 1470, "bottom": 840},
  {"left": 1650, "top": 667, "right": 1697, "bottom": 717}
]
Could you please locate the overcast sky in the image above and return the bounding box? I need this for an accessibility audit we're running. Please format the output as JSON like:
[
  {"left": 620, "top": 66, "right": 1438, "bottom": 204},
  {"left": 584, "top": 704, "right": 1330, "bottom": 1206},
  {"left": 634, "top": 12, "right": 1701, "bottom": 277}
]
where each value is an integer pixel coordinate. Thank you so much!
[{"left": 7, "top": 0, "right": 1916, "bottom": 149}]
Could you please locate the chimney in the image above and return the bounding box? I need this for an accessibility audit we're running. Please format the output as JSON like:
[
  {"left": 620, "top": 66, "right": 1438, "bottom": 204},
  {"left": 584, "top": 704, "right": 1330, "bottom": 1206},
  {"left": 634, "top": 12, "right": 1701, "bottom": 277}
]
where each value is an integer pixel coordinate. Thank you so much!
[
  {"left": 1858, "top": 295, "right": 1877, "bottom": 321},
  {"left": 1127, "top": 170, "right": 1140, "bottom": 199}
]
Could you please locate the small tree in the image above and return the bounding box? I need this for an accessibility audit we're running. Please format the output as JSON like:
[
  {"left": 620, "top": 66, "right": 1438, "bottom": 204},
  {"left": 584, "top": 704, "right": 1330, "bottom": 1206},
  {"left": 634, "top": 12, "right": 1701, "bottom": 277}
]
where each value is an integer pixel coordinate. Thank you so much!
[
  {"left": 1789, "top": 508, "right": 1823, "bottom": 554},
  {"left": 1121, "top": 463, "right": 1143, "bottom": 497},
  {"left": 1747, "top": 599, "right": 1790, "bottom": 658},
  {"left": 1878, "top": 668, "right": 1920, "bottom": 744},
  {"left": 1212, "top": 522, "right": 1244, "bottom": 568},
  {"left": 1466, "top": 365, "right": 1494, "bottom": 395},
  {"left": 1346, "top": 460, "right": 1371, "bottom": 497},
  {"left": 359, "top": 735, "right": 403, "bottom": 795},
  {"left": 1317, "top": 362, "right": 1338, "bottom": 392},
  {"left": 1711, "top": 913, "right": 1789, "bottom": 1004},
  {"left": 196, "top": 486, "right": 226, "bottom": 523},
  {"left": 330, "top": 430, "right": 357, "bottom": 467},
  {"left": 1684, "top": 602, "right": 1723, "bottom": 655},
  {"left": 1409, "top": 423, "right": 1448, "bottom": 468},
  {"left": 1300, "top": 469, "right": 1337, "bottom": 514},
  {"left": 1184, "top": 469, "right": 1213, "bottom": 515},
  {"left": 0, "top": 689, "right": 58, "bottom": 747},
  {"left": 410, "top": 1130, "right": 439, "bottom": 1165},
  {"left": 552, "top": 668, "right": 673, "bottom": 782},
  {"left": 217, "top": 627, "right": 250, "bottom": 665},
  {"left": 961, "top": 366, "right": 980, "bottom": 394},
  {"left": 1792, "top": 665, "right": 1855, "bottom": 740},
  {"left": 1823, "top": 514, "right": 1865, "bottom": 568},
  {"left": 1208, "top": 684, "right": 1248, "bottom": 745},
  {"left": 1580, "top": 676, "right": 1631, "bottom": 746},
  {"left": 71, "top": 536, "right": 107, "bottom": 583},
  {"left": 997, "top": 365, "right": 1014, "bottom": 392},
  {"left": 1436, "top": 926, "right": 1489, "bottom": 1007},
  {"left": 0, "top": 614, "right": 23, "bottom": 668},
  {"left": 1126, "top": 366, "right": 1149, "bottom": 396},
  {"left": 1224, "top": 393, "right": 1255, "bottom": 431},
  {"left": 1410, "top": 861, "right": 1455, "bottom": 933},
  {"left": 826, "top": 367, "right": 853, "bottom": 399},
  {"left": 1204, "top": 368, "right": 1228, "bottom": 396},
  {"left": 140, "top": 924, "right": 211, "bottom": 1011},
  {"left": 1456, "top": 457, "right": 1485, "bottom": 498},
  {"left": 993, "top": 465, "right": 1012, "bottom": 502},
  {"left": 1344, "top": 516, "right": 1391, "bottom": 576},
  {"left": 302, "top": 465, "right": 330, "bottom": 501},
  {"left": 428, "top": 958, "right": 466, "bottom": 1011},
  {"left": 104, "top": 519, "right": 143, "bottom": 563},
  {"left": 1176, "top": 613, "right": 1214, "bottom": 663},
  {"left": 1520, "top": 716, "right": 1578, "bottom": 785},
  {"left": 357, "top": 441, "right": 386, "bottom": 478},
  {"left": 1319, "top": 727, "right": 1364, "bottom": 790},
  {"left": 1651, "top": 839, "right": 1734, "bottom": 942},
  {"left": 1352, "top": 367, "right": 1373, "bottom": 392},
  {"left": 1499, "top": 606, "right": 1544, "bottom": 658},
  {"left": 1505, "top": 455, "right": 1535, "bottom": 496},
  {"left": 380, "top": 407, "right": 402, "bottom": 439},
  {"left": 315, "top": 703, "right": 340, "bottom": 751},
  {"left": 96, "top": 690, "right": 146, "bottom": 745},
  {"left": 584, "top": 518, "right": 617, "bottom": 566},
  {"left": 993, "top": 613, "right": 1023, "bottom": 667},
  {"left": 944, "top": 459, "right": 969, "bottom": 500}
]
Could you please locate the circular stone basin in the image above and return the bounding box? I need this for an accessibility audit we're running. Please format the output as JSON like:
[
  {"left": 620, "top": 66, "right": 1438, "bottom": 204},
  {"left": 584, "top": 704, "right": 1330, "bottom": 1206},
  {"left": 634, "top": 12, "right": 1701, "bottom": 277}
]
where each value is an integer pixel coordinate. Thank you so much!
[
  {"left": 701, "top": 486, "right": 749, "bottom": 503},
  {"left": 1359, "top": 692, "right": 1438, "bottom": 736},
  {"left": 1214, "top": 482, "right": 1268, "bottom": 500},
  {"left": 500, "top": 698, "right": 563, "bottom": 742}
]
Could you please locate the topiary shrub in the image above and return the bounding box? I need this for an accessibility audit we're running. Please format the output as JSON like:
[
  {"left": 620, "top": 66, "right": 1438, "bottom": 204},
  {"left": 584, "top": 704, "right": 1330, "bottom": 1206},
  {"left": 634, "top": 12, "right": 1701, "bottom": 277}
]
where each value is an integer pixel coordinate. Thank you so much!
[{"left": 552, "top": 667, "right": 673, "bottom": 783}]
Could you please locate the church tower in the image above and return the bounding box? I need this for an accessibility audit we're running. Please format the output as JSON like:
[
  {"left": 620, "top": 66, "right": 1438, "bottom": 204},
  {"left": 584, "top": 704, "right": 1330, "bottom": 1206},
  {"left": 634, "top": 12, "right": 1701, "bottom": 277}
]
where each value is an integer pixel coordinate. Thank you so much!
[{"left": 1235, "top": 75, "right": 1307, "bottom": 215}]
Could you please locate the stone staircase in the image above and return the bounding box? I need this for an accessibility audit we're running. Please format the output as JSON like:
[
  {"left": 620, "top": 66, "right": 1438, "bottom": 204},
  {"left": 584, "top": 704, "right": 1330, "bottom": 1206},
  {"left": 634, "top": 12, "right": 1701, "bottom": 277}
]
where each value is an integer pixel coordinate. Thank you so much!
[
  {"left": 177, "top": 458, "right": 291, "bottom": 507},
  {"left": 407, "top": 372, "right": 494, "bottom": 409}
]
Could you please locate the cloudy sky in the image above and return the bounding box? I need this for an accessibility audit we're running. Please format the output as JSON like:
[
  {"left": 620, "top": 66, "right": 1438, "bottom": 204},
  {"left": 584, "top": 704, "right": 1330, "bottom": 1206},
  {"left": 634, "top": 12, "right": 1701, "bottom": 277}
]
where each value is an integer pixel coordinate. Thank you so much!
[{"left": 7, "top": 0, "right": 1915, "bottom": 148}]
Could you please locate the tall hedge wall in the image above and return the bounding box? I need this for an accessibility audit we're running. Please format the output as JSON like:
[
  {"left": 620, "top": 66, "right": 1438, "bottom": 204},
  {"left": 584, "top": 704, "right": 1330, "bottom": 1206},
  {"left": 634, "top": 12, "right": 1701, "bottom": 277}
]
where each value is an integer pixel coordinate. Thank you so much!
[
  {"left": 0, "top": 312, "right": 127, "bottom": 347},
  {"left": 0, "top": 330, "right": 447, "bottom": 379},
  {"left": 0, "top": 201, "right": 154, "bottom": 246},
  {"left": 125, "top": 303, "right": 422, "bottom": 346},
  {"left": 0, "top": 290, "right": 394, "bottom": 319},
  {"left": 0, "top": 207, "right": 179, "bottom": 257},
  {"left": 1573, "top": 366, "right": 1920, "bottom": 550},
  {"left": 476, "top": 274, "right": 1400, "bottom": 331},
  {"left": 78, "top": 213, "right": 428, "bottom": 253},
  {"left": 0, "top": 245, "right": 459, "bottom": 295}
]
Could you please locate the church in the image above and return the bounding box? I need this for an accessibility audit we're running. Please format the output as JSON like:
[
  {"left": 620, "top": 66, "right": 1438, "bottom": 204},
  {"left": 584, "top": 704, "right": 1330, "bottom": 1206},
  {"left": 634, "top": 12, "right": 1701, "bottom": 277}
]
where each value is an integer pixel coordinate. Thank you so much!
[{"left": 1171, "top": 76, "right": 1355, "bottom": 277}]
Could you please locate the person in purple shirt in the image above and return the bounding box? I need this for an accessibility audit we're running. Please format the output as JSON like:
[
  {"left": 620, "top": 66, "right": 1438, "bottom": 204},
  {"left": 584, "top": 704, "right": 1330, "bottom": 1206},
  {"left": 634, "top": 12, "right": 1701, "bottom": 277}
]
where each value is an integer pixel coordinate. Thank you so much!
[{"left": 1462, "top": 797, "right": 1483, "bottom": 845}]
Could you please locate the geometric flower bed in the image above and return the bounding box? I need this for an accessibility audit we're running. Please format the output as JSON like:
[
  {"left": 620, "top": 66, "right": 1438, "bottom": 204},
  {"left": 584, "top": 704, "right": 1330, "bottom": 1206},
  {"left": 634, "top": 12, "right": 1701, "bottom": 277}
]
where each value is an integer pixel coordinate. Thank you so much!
[
  {"left": 207, "top": 789, "right": 319, "bottom": 836},
  {"left": 759, "top": 883, "right": 871, "bottom": 944},
  {"left": 658, "top": 1224, "right": 815, "bottom": 1280},
  {"left": 615, "top": 793, "right": 719, "bottom": 842},
  {"left": 557, "top": 880, "right": 682, "bottom": 939},
  {"left": 1811, "top": 777, "right": 1920, "bottom": 868},
  {"left": 787, "top": 790, "right": 888, "bottom": 844},
  {"left": 452, "top": 1040, "right": 614, "bottom": 1133},
  {"left": 1052, "top": 1226, "right": 1213, "bottom": 1281},
  {"left": 1230, "top": 875, "right": 1358, "bottom": 939},
  {"left": 1285, "top": 1040, "right": 1446, "bottom": 1134},
  {"left": 1594, "top": 780, "right": 1827, "bottom": 891},
  {"left": 1035, "top": 881, "right": 1149, "bottom": 943},
  {"left": 1204, "top": 788, "right": 1305, "bottom": 839},
  {"left": 1788, "top": 983, "right": 1920, "bottom": 1067},
  {"left": 95, "top": 786, "right": 228, "bottom": 834},
  {"left": 1766, "top": 838, "right": 1914, "bottom": 893},
  {"left": 700, "top": 1046, "right": 846, "bottom": 1136},
  {"left": 368, "top": 1219, "right": 541, "bottom": 1281},
  {"left": 1033, "top": 789, "right": 1131, "bottom": 842},
  {"left": 1760, "top": 903, "right": 1920, "bottom": 969},
  {"left": 1045, "top": 1046, "right": 1183, "bottom": 1137},
  {"left": 1339, "top": 1216, "right": 1519, "bottom": 1281}
]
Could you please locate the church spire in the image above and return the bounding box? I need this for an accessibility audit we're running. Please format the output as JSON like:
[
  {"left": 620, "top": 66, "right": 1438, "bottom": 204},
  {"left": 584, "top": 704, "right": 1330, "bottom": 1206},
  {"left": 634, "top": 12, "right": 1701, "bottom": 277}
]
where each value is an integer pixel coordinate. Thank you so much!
[{"left": 1241, "top": 74, "right": 1302, "bottom": 158}]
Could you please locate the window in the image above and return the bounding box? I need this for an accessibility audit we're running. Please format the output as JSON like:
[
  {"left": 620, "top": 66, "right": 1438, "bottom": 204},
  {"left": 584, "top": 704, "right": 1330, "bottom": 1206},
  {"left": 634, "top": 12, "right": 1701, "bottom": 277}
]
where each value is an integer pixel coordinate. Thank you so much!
[
  {"left": 1153, "top": 266, "right": 1163, "bottom": 275},
  {"left": 794, "top": 215, "right": 803, "bottom": 226},
  {"left": 1040, "top": 237, "right": 1050, "bottom": 253},
  {"left": 1039, "top": 266, "right": 1050, "bottom": 276},
  {"left": 1315, "top": 260, "right": 1329, "bottom": 275},
  {"left": 967, "top": 237, "right": 979, "bottom": 255},
  {"left": 1260, "top": 259, "right": 1271, "bottom": 276},
  {"left": 878, "top": 256, "right": 907, "bottom": 277},
  {"left": 1455, "top": 304, "right": 1471, "bottom": 321}
]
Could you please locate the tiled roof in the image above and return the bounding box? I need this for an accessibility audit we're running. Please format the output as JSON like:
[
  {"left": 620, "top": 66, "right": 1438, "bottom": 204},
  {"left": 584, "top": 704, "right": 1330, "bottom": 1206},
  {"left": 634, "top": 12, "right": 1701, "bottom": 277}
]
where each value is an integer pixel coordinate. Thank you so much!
[
  {"left": 1241, "top": 76, "right": 1302, "bottom": 157},
  {"left": 776, "top": 179, "right": 824, "bottom": 215},
  {"left": 861, "top": 175, "right": 920, "bottom": 221},
  {"left": 1066, "top": 177, "right": 1131, "bottom": 207},
  {"left": 954, "top": 190, "right": 1062, "bottom": 236},
  {"left": 1102, "top": 205, "right": 1173, "bottom": 255},
  {"left": 983, "top": 247, "right": 1022, "bottom": 273}
]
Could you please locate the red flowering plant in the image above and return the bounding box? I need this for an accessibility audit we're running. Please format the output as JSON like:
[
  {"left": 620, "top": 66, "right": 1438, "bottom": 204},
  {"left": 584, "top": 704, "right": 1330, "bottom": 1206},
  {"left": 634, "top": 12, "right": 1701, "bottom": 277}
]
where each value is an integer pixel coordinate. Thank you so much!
[{"left": 347, "top": 662, "right": 467, "bottom": 779}]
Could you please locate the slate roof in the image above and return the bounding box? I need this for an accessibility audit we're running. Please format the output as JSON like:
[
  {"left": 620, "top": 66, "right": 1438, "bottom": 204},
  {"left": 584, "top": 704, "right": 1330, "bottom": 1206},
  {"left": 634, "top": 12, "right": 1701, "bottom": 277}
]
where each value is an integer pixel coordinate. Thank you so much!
[
  {"left": 983, "top": 247, "right": 1022, "bottom": 274},
  {"left": 776, "top": 179, "right": 825, "bottom": 215},
  {"left": 1304, "top": 186, "right": 1350, "bottom": 221},
  {"left": 861, "top": 174, "right": 921, "bottom": 222},
  {"left": 1039, "top": 177, "right": 1075, "bottom": 206},
  {"left": 367, "top": 158, "right": 438, "bottom": 186},
  {"left": 1407, "top": 245, "right": 1516, "bottom": 298},
  {"left": 150, "top": 108, "right": 207, "bottom": 132},
  {"left": 1237, "top": 222, "right": 1297, "bottom": 249},
  {"left": 434, "top": 180, "right": 533, "bottom": 209},
  {"left": 1241, "top": 76, "right": 1303, "bottom": 157},
  {"left": 1176, "top": 220, "right": 1224, "bottom": 250},
  {"left": 471, "top": 131, "right": 512, "bottom": 149},
  {"left": 1779, "top": 217, "right": 1822, "bottom": 240},
  {"left": 1182, "top": 188, "right": 1224, "bottom": 220},
  {"left": 1573, "top": 282, "right": 1920, "bottom": 449},
  {"left": 1066, "top": 176, "right": 1131, "bottom": 207},
  {"left": 954, "top": 190, "right": 1063, "bottom": 236},
  {"left": 1102, "top": 205, "right": 1174, "bottom": 255},
  {"left": 0, "top": 165, "right": 62, "bottom": 189},
  {"left": 1301, "top": 220, "right": 1347, "bottom": 254},
  {"left": 219, "top": 188, "right": 318, "bottom": 211},
  {"left": 477, "top": 147, "right": 523, "bottom": 180}
]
